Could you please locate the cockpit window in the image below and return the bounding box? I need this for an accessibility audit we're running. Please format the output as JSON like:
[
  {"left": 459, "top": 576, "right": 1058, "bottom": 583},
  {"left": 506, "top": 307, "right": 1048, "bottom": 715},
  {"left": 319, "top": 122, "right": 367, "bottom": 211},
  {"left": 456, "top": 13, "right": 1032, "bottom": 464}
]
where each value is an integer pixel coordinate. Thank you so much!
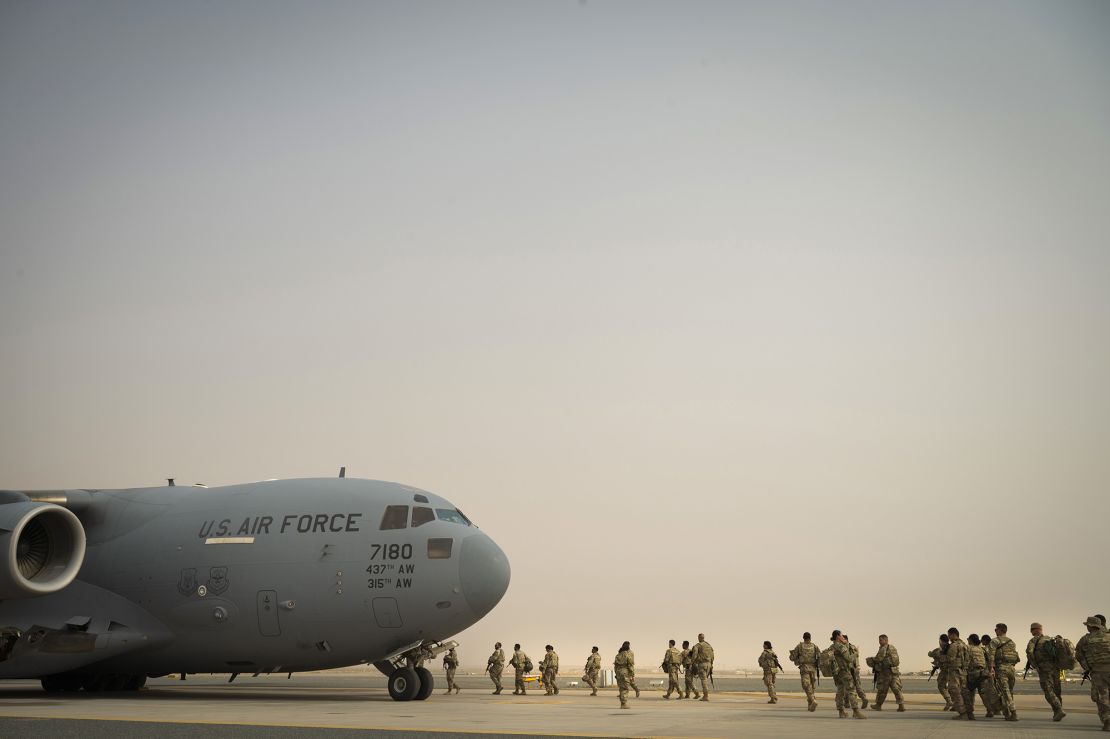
[
  {"left": 435, "top": 508, "right": 470, "bottom": 526},
  {"left": 428, "top": 538, "right": 453, "bottom": 559},
  {"left": 411, "top": 507, "right": 435, "bottom": 527},
  {"left": 413, "top": 493, "right": 429, "bottom": 503},
  {"left": 380, "top": 505, "right": 409, "bottom": 530}
]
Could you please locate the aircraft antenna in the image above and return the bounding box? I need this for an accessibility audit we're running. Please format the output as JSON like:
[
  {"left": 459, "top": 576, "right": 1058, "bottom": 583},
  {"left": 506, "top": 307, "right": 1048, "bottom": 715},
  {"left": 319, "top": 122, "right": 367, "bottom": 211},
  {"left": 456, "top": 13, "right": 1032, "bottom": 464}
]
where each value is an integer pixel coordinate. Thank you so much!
[
  {"left": 338, "top": 466, "right": 346, "bottom": 478},
  {"left": 167, "top": 478, "right": 175, "bottom": 487}
]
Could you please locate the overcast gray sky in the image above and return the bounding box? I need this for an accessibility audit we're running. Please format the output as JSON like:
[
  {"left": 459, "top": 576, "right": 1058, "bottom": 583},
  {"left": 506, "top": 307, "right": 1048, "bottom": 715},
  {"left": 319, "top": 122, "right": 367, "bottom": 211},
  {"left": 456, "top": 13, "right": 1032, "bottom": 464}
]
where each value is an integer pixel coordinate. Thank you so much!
[{"left": 2, "top": 0, "right": 1108, "bottom": 670}]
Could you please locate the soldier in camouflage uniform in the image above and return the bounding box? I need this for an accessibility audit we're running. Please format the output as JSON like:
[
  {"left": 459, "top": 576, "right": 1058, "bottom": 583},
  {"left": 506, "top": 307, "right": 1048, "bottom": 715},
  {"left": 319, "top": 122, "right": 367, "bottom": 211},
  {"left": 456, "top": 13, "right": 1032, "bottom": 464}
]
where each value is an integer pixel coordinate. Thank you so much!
[
  {"left": 1027, "top": 622, "right": 1066, "bottom": 721},
  {"left": 692, "top": 633, "right": 714, "bottom": 701},
  {"left": 442, "top": 646, "right": 461, "bottom": 694},
  {"left": 583, "top": 646, "right": 601, "bottom": 696},
  {"left": 867, "top": 634, "right": 904, "bottom": 711},
  {"left": 486, "top": 642, "right": 505, "bottom": 694},
  {"left": 928, "top": 634, "right": 954, "bottom": 710},
  {"left": 614, "top": 641, "right": 635, "bottom": 709},
  {"left": 509, "top": 643, "right": 529, "bottom": 695},
  {"left": 831, "top": 630, "right": 866, "bottom": 719},
  {"left": 758, "top": 641, "right": 779, "bottom": 704},
  {"left": 1076, "top": 615, "right": 1110, "bottom": 732},
  {"left": 988, "top": 624, "right": 1020, "bottom": 721},
  {"left": 843, "top": 634, "right": 869, "bottom": 709},
  {"left": 946, "top": 627, "right": 974, "bottom": 720},
  {"left": 662, "top": 640, "right": 683, "bottom": 699},
  {"left": 681, "top": 640, "right": 699, "bottom": 700},
  {"left": 965, "top": 634, "right": 1000, "bottom": 716},
  {"left": 789, "top": 632, "right": 819, "bottom": 711},
  {"left": 540, "top": 645, "right": 559, "bottom": 695}
]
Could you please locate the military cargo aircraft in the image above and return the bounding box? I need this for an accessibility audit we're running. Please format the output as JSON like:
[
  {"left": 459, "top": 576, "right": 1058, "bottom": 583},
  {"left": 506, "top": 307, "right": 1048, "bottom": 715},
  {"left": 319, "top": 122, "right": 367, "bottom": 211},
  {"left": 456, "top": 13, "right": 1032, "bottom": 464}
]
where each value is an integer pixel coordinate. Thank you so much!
[{"left": 0, "top": 475, "right": 510, "bottom": 701}]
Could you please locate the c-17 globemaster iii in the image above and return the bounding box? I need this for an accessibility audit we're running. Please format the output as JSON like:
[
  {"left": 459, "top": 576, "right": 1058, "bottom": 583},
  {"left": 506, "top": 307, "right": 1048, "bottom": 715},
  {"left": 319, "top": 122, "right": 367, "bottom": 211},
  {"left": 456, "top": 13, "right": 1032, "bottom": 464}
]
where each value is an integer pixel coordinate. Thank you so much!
[{"left": 0, "top": 474, "right": 510, "bottom": 701}]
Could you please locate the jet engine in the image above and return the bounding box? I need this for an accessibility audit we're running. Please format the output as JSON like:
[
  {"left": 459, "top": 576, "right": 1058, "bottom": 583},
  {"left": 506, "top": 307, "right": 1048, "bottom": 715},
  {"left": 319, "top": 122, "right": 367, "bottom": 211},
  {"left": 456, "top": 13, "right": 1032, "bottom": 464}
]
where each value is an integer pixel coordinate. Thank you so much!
[{"left": 0, "top": 502, "right": 86, "bottom": 598}]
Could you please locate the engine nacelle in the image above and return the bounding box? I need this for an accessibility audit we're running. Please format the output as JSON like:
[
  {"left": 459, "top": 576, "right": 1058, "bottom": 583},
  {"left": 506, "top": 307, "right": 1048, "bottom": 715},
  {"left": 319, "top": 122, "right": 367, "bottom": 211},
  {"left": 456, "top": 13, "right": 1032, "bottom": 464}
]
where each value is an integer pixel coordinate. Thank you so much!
[{"left": 0, "top": 502, "right": 86, "bottom": 598}]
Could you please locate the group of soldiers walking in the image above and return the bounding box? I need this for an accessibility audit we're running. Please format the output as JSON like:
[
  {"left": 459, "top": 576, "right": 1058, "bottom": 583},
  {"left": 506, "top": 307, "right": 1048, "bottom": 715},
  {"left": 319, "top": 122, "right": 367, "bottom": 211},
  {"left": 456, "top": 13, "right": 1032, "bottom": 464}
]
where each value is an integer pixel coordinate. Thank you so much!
[
  {"left": 923, "top": 616, "right": 1110, "bottom": 731},
  {"left": 480, "top": 634, "right": 715, "bottom": 709},
  {"left": 750, "top": 615, "right": 1110, "bottom": 731},
  {"left": 448, "top": 615, "right": 1110, "bottom": 730}
]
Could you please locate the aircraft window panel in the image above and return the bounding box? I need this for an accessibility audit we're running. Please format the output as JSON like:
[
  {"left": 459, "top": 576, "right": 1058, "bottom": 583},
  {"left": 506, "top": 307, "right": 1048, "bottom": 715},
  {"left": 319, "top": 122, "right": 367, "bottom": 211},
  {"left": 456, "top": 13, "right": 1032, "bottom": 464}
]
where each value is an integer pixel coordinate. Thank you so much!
[
  {"left": 435, "top": 508, "right": 469, "bottom": 525},
  {"left": 413, "top": 493, "right": 429, "bottom": 503},
  {"left": 428, "top": 538, "right": 453, "bottom": 559},
  {"left": 380, "top": 505, "right": 409, "bottom": 530},
  {"left": 411, "top": 507, "right": 435, "bottom": 527},
  {"left": 454, "top": 508, "right": 472, "bottom": 526}
]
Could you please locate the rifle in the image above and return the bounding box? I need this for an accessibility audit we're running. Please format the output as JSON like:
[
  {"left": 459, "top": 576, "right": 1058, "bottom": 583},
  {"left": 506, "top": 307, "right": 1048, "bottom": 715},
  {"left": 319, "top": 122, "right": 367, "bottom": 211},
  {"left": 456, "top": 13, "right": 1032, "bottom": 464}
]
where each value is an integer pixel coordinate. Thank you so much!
[
  {"left": 709, "top": 665, "right": 715, "bottom": 688},
  {"left": 1082, "top": 670, "right": 1090, "bottom": 686},
  {"left": 773, "top": 657, "right": 784, "bottom": 673},
  {"left": 928, "top": 663, "right": 937, "bottom": 681}
]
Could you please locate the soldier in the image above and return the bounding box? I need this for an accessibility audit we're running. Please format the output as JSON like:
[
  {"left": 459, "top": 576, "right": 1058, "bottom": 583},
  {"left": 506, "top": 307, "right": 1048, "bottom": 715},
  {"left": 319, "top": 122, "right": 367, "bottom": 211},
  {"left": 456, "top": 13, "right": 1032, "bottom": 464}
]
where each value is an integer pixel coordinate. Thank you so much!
[
  {"left": 988, "top": 624, "right": 1020, "bottom": 721},
  {"left": 407, "top": 643, "right": 434, "bottom": 669},
  {"left": 789, "top": 632, "right": 820, "bottom": 711},
  {"left": 946, "top": 627, "right": 973, "bottom": 720},
  {"left": 1027, "top": 622, "right": 1066, "bottom": 721},
  {"left": 692, "top": 633, "right": 714, "bottom": 701},
  {"left": 539, "top": 644, "right": 559, "bottom": 695},
  {"left": 486, "top": 641, "right": 505, "bottom": 695},
  {"left": 831, "top": 630, "right": 866, "bottom": 719},
  {"left": 509, "top": 643, "right": 530, "bottom": 695},
  {"left": 614, "top": 641, "right": 635, "bottom": 709},
  {"left": 758, "top": 641, "right": 779, "bottom": 704},
  {"left": 966, "top": 634, "right": 1000, "bottom": 717},
  {"left": 842, "top": 634, "right": 869, "bottom": 709},
  {"left": 681, "top": 640, "right": 699, "bottom": 700},
  {"left": 868, "top": 634, "right": 904, "bottom": 712},
  {"left": 583, "top": 646, "right": 601, "bottom": 696},
  {"left": 928, "top": 634, "right": 954, "bottom": 710},
  {"left": 662, "top": 640, "right": 683, "bottom": 699},
  {"left": 442, "top": 646, "right": 461, "bottom": 694},
  {"left": 1076, "top": 615, "right": 1110, "bottom": 732}
]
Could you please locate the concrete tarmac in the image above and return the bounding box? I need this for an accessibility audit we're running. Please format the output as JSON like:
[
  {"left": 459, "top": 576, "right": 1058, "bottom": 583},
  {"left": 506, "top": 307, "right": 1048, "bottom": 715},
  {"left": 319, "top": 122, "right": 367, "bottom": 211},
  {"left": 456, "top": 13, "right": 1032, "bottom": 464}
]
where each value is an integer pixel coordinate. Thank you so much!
[{"left": 0, "top": 673, "right": 1103, "bottom": 738}]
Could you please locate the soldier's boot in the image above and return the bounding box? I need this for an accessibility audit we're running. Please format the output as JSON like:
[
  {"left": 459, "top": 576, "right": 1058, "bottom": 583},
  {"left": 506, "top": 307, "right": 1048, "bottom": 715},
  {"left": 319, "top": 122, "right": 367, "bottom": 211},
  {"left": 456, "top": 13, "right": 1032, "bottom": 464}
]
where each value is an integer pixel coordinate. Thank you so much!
[
  {"left": 1052, "top": 709, "right": 1066, "bottom": 722},
  {"left": 897, "top": 703, "right": 905, "bottom": 712},
  {"left": 860, "top": 698, "right": 868, "bottom": 709},
  {"left": 590, "top": 689, "right": 597, "bottom": 696},
  {"left": 852, "top": 709, "right": 867, "bottom": 719},
  {"left": 1101, "top": 717, "right": 1109, "bottom": 731},
  {"left": 767, "top": 698, "right": 776, "bottom": 704},
  {"left": 635, "top": 687, "right": 641, "bottom": 698},
  {"left": 807, "top": 701, "right": 816, "bottom": 712},
  {"left": 838, "top": 709, "right": 847, "bottom": 718},
  {"left": 700, "top": 695, "right": 708, "bottom": 702},
  {"left": 1006, "top": 711, "right": 1018, "bottom": 722},
  {"left": 455, "top": 686, "right": 461, "bottom": 694},
  {"left": 952, "top": 712, "right": 966, "bottom": 720},
  {"left": 870, "top": 703, "right": 881, "bottom": 711},
  {"left": 620, "top": 700, "right": 628, "bottom": 709},
  {"left": 942, "top": 701, "right": 952, "bottom": 711},
  {"left": 553, "top": 686, "right": 559, "bottom": 695}
]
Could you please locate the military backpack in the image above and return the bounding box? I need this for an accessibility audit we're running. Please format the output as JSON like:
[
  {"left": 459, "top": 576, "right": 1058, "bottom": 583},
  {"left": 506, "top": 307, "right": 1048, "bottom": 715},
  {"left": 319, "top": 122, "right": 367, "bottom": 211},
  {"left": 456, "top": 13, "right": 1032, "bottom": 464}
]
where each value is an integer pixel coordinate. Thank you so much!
[
  {"left": 524, "top": 656, "right": 534, "bottom": 672},
  {"left": 1049, "top": 635, "right": 1076, "bottom": 670},
  {"left": 789, "top": 646, "right": 800, "bottom": 665},
  {"left": 1085, "top": 630, "right": 1110, "bottom": 668},
  {"left": 818, "top": 646, "right": 837, "bottom": 678},
  {"left": 996, "top": 638, "right": 1020, "bottom": 665}
]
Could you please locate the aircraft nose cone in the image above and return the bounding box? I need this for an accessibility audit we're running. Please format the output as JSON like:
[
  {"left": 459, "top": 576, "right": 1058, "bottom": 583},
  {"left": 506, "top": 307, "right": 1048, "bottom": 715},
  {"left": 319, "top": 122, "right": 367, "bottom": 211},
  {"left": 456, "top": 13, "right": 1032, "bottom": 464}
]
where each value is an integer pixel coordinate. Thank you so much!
[{"left": 459, "top": 532, "right": 510, "bottom": 618}]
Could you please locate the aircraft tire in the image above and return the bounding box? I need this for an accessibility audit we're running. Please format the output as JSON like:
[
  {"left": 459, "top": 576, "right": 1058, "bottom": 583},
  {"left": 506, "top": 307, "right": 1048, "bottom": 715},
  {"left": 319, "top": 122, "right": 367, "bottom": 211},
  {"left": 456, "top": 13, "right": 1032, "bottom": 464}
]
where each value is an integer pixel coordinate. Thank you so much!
[
  {"left": 387, "top": 667, "right": 420, "bottom": 701},
  {"left": 82, "top": 674, "right": 110, "bottom": 692},
  {"left": 40, "top": 675, "right": 65, "bottom": 693},
  {"left": 124, "top": 675, "right": 147, "bottom": 691},
  {"left": 414, "top": 667, "right": 434, "bottom": 701},
  {"left": 60, "top": 675, "right": 83, "bottom": 692}
]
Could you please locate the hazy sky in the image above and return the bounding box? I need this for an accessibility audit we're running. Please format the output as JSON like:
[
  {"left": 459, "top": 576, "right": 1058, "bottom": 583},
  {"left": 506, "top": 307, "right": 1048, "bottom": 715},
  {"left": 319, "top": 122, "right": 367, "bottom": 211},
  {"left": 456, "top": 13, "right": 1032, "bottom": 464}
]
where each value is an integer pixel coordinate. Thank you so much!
[{"left": 2, "top": 1, "right": 1108, "bottom": 671}]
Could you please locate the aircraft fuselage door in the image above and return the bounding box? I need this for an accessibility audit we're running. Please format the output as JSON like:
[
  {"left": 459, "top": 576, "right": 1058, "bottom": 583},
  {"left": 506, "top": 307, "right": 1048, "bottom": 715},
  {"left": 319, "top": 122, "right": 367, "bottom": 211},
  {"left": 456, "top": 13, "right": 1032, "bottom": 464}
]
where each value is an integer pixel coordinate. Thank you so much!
[{"left": 257, "top": 590, "right": 280, "bottom": 636}]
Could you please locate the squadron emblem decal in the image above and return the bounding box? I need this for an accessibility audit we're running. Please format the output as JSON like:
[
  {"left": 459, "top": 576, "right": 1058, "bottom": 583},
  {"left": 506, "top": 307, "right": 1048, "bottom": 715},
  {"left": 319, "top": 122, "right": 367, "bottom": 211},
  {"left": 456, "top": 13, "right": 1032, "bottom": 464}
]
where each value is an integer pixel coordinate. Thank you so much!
[
  {"left": 207, "top": 566, "right": 230, "bottom": 596},
  {"left": 176, "top": 568, "right": 198, "bottom": 596}
]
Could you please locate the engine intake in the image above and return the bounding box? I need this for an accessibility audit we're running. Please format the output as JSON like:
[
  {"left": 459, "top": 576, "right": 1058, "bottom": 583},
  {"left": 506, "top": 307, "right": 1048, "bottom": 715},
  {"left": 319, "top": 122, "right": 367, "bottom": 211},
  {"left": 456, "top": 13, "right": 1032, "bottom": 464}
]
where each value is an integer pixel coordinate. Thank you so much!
[{"left": 0, "top": 502, "right": 86, "bottom": 598}]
